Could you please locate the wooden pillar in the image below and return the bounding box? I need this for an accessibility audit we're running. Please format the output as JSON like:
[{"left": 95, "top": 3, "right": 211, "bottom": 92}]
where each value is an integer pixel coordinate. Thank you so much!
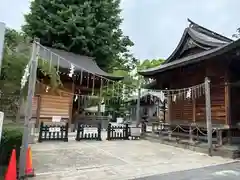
[
  {"left": 205, "top": 77, "right": 212, "bottom": 156},
  {"left": 167, "top": 95, "right": 172, "bottom": 123},
  {"left": 224, "top": 69, "right": 231, "bottom": 144},
  {"left": 69, "top": 78, "right": 76, "bottom": 126},
  {"left": 224, "top": 77, "right": 231, "bottom": 126},
  {"left": 192, "top": 99, "right": 196, "bottom": 123},
  {"left": 77, "top": 93, "right": 81, "bottom": 112},
  {"left": 36, "top": 95, "right": 42, "bottom": 128}
]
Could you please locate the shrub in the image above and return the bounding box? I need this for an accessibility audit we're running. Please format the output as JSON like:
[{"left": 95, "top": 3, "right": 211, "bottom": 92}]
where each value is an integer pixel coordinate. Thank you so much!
[{"left": 0, "top": 127, "right": 23, "bottom": 165}]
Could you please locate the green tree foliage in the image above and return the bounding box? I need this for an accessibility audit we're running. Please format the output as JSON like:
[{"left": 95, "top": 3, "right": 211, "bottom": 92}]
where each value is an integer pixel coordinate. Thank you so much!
[
  {"left": 0, "top": 28, "right": 61, "bottom": 117},
  {"left": 23, "top": 0, "right": 136, "bottom": 71},
  {"left": 0, "top": 29, "right": 29, "bottom": 93},
  {"left": 1, "top": 28, "right": 61, "bottom": 93},
  {"left": 233, "top": 28, "right": 240, "bottom": 39},
  {"left": 135, "top": 58, "right": 165, "bottom": 85},
  {"left": 103, "top": 58, "right": 165, "bottom": 112},
  {"left": 102, "top": 69, "right": 136, "bottom": 115},
  {"left": 137, "top": 58, "right": 165, "bottom": 71}
]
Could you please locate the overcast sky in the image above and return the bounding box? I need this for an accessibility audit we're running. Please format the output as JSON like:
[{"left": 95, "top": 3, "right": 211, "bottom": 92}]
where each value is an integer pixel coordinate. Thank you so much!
[{"left": 0, "top": 0, "right": 240, "bottom": 60}]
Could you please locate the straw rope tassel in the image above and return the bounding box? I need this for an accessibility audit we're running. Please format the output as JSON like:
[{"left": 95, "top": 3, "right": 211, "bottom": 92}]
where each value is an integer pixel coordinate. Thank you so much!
[
  {"left": 80, "top": 70, "right": 83, "bottom": 85},
  {"left": 87, "top": 73, "right": 90, "bottom": 88},
  {"left": 92, "top": 75, "right": 95, "bottom": 96},
  {"left": 100, "top": 78, "right": 103, "bottom": 97}
]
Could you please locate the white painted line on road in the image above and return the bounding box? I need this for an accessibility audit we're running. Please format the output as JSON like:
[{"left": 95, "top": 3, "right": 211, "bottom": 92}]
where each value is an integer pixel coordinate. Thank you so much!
[
  {"left": 36, "top": 164, "right": 111, "bottom": 176},
  {"left": 213, "top": 170, "right": 240, "bottom": 176},
  {"left": 82, "top": 142, "right": 132, "bottom": 165}
]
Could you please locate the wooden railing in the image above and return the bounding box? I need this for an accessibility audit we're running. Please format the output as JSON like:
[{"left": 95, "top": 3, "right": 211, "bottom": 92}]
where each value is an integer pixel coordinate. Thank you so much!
[{"left": 142, "top": 121, "right": 230, "bottom": 146}]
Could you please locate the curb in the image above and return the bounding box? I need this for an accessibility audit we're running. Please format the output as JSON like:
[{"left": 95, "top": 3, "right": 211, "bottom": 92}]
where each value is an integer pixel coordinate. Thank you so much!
[{"left": 143, "top": 134, "right": 240, "bottom": 159}]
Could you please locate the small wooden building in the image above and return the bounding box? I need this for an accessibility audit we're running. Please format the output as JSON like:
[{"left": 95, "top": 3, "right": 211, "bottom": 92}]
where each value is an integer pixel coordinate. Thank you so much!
[
  {"left": 32, "top": 47, "right": 122, "bottom": 126},
  {"left": 139, "top": 19, "right": 240, "bottom": 139}
]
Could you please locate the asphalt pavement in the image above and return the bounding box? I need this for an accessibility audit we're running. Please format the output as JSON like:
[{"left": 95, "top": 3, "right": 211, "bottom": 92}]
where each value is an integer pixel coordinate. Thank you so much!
[{"left": 133, "top": 161, "right": 240, "bottom": 180}]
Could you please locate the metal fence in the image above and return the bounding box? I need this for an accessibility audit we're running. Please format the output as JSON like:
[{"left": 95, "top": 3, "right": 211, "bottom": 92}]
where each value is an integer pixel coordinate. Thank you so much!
[
  {"left": 38, "top": 122, "right": 69, "bottom": 142},
  {"left": 75, "top": 123, "right": 102, "bottom": 141},
  {"left": 106, "top": 123, "right": 129, "bottom": 140}
]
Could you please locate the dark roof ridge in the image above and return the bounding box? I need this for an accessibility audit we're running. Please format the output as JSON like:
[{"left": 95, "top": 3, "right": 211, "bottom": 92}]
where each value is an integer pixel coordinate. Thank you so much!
[
  {"left": 138, "top": 38, "right": 240, "bottom": 76},
  {"left": 187, "top": 18, "right": 233, "bottom": 42},
  {"left": 163, "top": 28, "right": 189, "bottom": 64},
  {"left": 188, "top": 28, "right": 227, "bottom": 47},
  {"left": 40, "top": 47, "right": 124, "bottom": 81}
]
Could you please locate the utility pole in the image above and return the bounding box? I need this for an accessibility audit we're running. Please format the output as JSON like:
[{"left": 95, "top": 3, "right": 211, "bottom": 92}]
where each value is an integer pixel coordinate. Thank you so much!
[
  {"left": 0, "top": 22, "right": 6, "bottom": 145},
  {"left": 0, "top": 22, "right": 6, "bottom": 77},
  {"left": 205, "top": 77, "right": 212, "bottom": 156},
  {"left": 19, "top": 39, "right": 39, "bottom": 179}
]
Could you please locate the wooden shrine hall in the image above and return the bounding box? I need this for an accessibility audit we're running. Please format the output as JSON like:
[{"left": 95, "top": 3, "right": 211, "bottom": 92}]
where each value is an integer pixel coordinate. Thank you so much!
[
  {"left": 138, "top": 19, "right": 240, "bottom": 144},
  {"left": 126, "top": 91, "right": 165, "bottom": 123},
  {"left": 31, "top": 46, "right": 123, "bottom": 127}
]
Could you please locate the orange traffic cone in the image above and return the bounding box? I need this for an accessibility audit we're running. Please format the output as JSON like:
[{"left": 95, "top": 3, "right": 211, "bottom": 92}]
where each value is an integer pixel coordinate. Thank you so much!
[
  {"left": 5, "top": 149, "right": 17, "bottom": 180},
  {"left": 25, "top": 146, "right": 35, "bottom": 177}
]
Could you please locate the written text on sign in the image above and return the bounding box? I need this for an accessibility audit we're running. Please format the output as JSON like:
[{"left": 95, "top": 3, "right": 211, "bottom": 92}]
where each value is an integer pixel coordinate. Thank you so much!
[
  {"left": 114, "top": 129, "right": 124, "bottom": 133},
  {"left": 49, "top": 127, "right": 61, "bottom": 133},
  {"left": 84, "top": 127, "right": 98, "bottom": 133}
]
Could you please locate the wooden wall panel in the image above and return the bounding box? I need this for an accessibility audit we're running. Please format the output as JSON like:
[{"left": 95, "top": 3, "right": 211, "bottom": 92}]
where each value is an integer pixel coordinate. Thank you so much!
[
  {"left": 32, "top": 96, "right": 39, "bottom": 117},
  {"left": 171, "top": 101, "right": 182, "bottom": 120},
  {"left": 182, "top": 100, "right": 193, "bottom": 121},
  {"left": 171, "top": 100, "right": 193, "bottom": 121},
  {"left": 195, "top": 96, "right": 205, "bottom": 122},
  {"left": 160, "top": 60, "right": 227, "bottom": 125},
  {"left": 39, "top": 94, "right": 72, "bottom": 119},
  {"left": 210, "top": 84, "right": 225, "bottom": 122}
]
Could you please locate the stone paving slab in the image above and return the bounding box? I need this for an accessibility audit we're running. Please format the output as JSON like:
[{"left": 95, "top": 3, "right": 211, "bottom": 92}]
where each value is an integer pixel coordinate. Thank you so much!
[{"left": 31, "top": 139, "right": 237, "bottom": 180}]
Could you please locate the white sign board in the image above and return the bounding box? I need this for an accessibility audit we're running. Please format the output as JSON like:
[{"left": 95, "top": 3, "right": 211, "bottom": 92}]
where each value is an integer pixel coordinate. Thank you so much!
[
  {"left": 0, "top": 111, "right": 4, "bottom": 143},
  {"left": 116, "top": 117, "right": 123, "bottom": 124},
  {"left": 114, "top": 129, "right": 123, "bottom": 133},
  {"left": 84, "top": 127, "right": 98, "bottom": 134},
  {"left": 49, "top": 127, "right": 61, "bottom": 133},
  {"left": 130, "top": 127, "right": 141, "bottom": 137},
  {"left": 146, "top": 126, "right": 152, "bottom": 132},
  {"left": 52, "top": 116, "right": 61, "bottom": 122}
]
